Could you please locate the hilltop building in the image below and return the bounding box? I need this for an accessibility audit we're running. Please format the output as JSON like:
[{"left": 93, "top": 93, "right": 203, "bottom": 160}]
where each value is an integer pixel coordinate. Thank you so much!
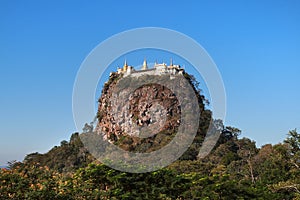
[{"left": 116, "top": 59, "right": 184, "bottom": 78}]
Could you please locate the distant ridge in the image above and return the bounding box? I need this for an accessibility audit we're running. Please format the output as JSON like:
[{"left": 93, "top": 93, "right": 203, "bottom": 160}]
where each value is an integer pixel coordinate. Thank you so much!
[{"left": 0, "top": 166, "right": 8, "bottom": 169}]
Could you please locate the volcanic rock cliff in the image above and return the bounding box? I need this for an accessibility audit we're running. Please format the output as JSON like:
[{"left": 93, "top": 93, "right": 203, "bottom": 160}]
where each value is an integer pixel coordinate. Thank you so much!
[
  {"left": 96, "top": 71, "right": 212, "bottom": 159},
  {"left": 21, "top": 68, "right": 213, "bottom": 173}
]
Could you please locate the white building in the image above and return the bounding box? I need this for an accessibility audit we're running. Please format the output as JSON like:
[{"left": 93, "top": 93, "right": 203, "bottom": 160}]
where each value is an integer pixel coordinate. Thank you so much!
[{"left": 117, "top": 59, "right": 184, "bottom": 78}]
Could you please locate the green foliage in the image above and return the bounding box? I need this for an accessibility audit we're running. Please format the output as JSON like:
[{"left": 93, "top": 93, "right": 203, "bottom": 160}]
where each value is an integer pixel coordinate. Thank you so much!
[
  {"left": 0, "top": 162, "right": 282, "bottom": 200},
  {"left": 7, "top": 124, "right": 299, "bottom": 199},
  {"left": 284, "top": 129, "right": 300, "bottom": 152},
  {"left": 23, "top": 133, "right": 95, "bottom": 173},
  {"left": 284, "top": 129, "right": 300, "bottom": 170}
]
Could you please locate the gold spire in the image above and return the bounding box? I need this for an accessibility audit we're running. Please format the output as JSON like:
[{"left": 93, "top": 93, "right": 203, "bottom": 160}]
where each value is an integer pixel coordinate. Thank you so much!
[
  {"left": 142, "top": 59, "right": 148, "bottom": 70},
  {"left": 123, "top": 59, "right": 128, "bottom": 71}
]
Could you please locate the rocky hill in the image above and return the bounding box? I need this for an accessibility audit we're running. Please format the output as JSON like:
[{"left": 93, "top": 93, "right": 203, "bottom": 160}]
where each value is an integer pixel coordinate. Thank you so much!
[
  {"left": 96, "top": 70, "right": 212, "bottom": 159},
  {"left": 21, "top": 69, "right": 213, "bottom": 172}
]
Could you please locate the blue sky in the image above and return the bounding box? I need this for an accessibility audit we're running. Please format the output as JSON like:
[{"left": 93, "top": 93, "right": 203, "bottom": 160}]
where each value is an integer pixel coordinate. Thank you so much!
[{"left": 0, "top": 0, "right": 300, "bottom": 165}]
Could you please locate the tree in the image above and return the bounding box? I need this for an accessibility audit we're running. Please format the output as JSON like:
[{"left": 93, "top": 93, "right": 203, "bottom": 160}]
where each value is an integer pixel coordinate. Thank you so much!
[
  {"left": 285, "top": 129, "right": 300, "bottom": 153},
  {"left": 284, "top": 129, "right": 300, "bottom": 169}
]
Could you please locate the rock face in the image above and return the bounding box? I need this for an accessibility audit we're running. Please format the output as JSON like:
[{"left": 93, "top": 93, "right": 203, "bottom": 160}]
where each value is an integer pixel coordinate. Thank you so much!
[
  {"left": 128, "top": 83, "right": 180, "bottom": 133},
  {"left": 96, "top": 71, "right": 212, "bottom": 157},
  {"left": 97, "top": 73, "right": 181, "bottom": 153}
]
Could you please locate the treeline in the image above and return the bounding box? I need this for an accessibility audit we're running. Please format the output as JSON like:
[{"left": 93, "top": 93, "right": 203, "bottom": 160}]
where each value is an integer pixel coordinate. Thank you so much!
[{"left": 0, "top": 129, "right": 299, "bottom": 199}]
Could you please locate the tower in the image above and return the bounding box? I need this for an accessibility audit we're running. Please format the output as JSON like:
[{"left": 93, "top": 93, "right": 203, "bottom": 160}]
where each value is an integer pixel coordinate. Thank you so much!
[
  {"left": 142, "top": 59, "right": 148, "bottom": 70},
  {"left": 123, "top": 59, "right": 128, "bottom": 72}
]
